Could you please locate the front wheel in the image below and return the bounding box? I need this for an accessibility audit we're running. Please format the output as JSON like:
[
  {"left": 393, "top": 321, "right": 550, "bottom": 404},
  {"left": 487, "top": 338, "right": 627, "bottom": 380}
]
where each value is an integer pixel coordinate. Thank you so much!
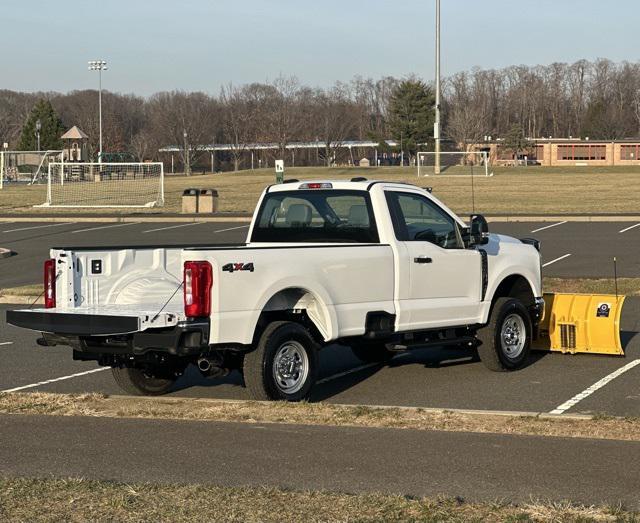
[
  {"left": 476, "top": 297, "right": 532, "bottom": 371},
  {"left": 111, "top": 366, "right": 178, "bottom": 396},
  {"left": 243, "top": 321, "right": 319, "bottom": 401}
]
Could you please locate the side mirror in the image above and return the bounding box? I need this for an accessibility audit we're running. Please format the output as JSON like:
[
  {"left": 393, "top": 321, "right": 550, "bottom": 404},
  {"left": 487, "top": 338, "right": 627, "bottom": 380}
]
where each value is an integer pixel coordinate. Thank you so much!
[{"left": 469, "top": 214, "right": 489, "bottom": 246}]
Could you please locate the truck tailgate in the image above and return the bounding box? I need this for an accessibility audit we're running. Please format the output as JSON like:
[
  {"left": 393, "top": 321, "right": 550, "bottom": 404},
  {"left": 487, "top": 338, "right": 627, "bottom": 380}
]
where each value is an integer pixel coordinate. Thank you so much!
[{"left": 6, "top": 306, "right": 180, "bottom": 336}]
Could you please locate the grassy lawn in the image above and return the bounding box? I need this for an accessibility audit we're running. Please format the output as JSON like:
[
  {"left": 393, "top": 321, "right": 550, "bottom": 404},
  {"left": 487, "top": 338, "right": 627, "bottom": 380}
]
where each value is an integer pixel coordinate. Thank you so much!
[
  {"left": 1, "top": 477, "right": 634, "bottom": 523},
  {"left": 0, "top": 479, "right": 638, "bottom": 523},
  {"left": 1, "top": 165, "right": 640, "bottom": 215},
  {"left": 2, "top": 392, "right": 640, "bottom": 442}
]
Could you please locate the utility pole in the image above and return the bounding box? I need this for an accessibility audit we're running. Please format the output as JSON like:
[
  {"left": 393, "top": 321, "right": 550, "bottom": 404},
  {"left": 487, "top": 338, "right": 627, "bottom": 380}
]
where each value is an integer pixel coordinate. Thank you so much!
[
  {"left": 88, "top": 60, "right": 107, "bottom": 163},
  {"left": 434, "top": 0, "right": 441, "bottom": 174}
]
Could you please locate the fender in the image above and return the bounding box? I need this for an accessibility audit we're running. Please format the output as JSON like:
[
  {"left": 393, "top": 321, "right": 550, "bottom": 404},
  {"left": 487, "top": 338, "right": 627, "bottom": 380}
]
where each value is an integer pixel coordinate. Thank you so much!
[
  {"left": 481, "top": 268, "right": 540, "bottom": 323},
  {"left": 251, "top": 277, "right": 339, "bottom": 343}
]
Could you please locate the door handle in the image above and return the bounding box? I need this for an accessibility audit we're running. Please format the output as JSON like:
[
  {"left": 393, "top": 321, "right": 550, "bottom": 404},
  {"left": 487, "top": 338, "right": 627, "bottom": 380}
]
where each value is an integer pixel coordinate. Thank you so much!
[{"left": 414, "top": 256, "right": 432, "bottom": 264}]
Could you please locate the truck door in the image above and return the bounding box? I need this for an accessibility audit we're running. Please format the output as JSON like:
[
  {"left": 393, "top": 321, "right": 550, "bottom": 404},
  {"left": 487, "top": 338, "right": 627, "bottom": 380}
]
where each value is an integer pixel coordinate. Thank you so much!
[{"left": 385, "top": 190, "right": 482, "bottom": 330}]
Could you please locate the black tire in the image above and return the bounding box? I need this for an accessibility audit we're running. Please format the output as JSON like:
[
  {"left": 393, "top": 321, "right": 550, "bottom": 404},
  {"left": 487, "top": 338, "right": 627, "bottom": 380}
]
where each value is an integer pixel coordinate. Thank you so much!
[
  {"left": 243, "top": 321, "right": 319, "bottom": 401},
  {"left": 476, "top": 297, "right": 532, "bottom": 372},
  {"left": 350, "top": 340, "right": 392, "bottom": 363},
  {"left": 111, "top": 366, "right": 177, "bottom": 396}
]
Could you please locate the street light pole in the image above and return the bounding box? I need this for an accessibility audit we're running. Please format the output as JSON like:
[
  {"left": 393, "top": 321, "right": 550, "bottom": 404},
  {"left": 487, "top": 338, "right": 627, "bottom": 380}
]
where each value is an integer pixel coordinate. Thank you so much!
[
  {"left": 88, "top": 60, "right": 108, "bottom": 163},
  {"left": 434, "top": 0, "right": 441, "bottom": 174},
  {"left": 35, "top": 119, "right": 41, "bottom": 151},
  {"left": 183, "top": 130, "right": 190, "bottom": 176}
]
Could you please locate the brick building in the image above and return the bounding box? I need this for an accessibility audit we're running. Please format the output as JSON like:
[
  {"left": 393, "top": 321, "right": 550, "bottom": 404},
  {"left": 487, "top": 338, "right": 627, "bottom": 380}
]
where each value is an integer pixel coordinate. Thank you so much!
[{"left": 471, "top": 139, "right": 640, "bottom": 167}]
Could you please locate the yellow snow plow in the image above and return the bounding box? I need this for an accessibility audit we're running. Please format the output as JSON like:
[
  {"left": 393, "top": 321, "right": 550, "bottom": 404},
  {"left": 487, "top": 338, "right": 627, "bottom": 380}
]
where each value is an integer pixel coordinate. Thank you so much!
[{"left": 534, "top": 293, "right": 626, "bottom": 355}]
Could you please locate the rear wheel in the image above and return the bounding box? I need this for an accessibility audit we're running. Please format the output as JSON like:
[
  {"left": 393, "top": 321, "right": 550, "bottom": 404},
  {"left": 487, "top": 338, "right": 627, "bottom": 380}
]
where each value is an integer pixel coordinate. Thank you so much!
[
  {"left": 243, "top": 321, "right": 319, "bottom": 401},
  {"left": 111, "top": 366, "right": 178, "bottom": 396},
  {"left": 477, "top": 297, "right": 531, "bottom": 371}
]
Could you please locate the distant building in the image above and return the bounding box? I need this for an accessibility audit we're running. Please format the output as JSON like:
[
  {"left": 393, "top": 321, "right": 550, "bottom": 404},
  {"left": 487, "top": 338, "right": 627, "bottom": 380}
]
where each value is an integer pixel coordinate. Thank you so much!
[{"left": 469, "top": 138, "right": 640, "bottom": 167}]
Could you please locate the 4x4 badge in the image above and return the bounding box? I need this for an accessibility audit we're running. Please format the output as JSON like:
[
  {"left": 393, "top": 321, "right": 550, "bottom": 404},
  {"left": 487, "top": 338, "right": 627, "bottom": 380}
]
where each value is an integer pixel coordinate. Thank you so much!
[{"left": 222, "top": 262, "right": 254, "bottom": 273}]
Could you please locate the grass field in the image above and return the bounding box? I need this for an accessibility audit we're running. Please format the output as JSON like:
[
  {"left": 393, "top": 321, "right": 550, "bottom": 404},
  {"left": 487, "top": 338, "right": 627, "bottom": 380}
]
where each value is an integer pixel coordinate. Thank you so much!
[
  {"left": 1, "top": 477, "right": 634, "bottom": 522},
  {"left": 1, "top": 165, "right": 640, "bottom": 215}
]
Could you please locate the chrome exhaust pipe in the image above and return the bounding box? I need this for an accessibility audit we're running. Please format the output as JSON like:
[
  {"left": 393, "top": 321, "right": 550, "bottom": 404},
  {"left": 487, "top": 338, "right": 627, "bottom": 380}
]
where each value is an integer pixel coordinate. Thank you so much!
[{"left": 197, "top": 357, "right": 212, "bottom": 373}]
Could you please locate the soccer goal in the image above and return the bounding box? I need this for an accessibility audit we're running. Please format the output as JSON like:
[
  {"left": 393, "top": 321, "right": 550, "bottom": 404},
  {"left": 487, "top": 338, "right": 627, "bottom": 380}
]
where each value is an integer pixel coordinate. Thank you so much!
[
  {"left": 417, "top": 151, "right": 492, "bottom": 177},
  {"left": 41, "top": 162, "right": 164, "bottom": 208}
]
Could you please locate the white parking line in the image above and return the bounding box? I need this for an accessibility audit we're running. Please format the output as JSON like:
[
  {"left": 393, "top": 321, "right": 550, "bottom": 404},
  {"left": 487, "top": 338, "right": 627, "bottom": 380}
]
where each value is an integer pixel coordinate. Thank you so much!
[
  {"left": 542, "top": 253, "right": 572, "bottom": 268},
  {"left": 550, "top": 359, "right": 640, "bottom": 415},
  {"left": 619, "top": 223, "right": 640, "bottom": 234},
  {"left": 0, "top": 342, "right": 13, "bottom": 346},
  {"left": 316, "top": 362, "right": 380, "bottom": 385},
  {"left": 71, "top": 222, "right": 140, "bottom": 234},
  {"left": 142, "top": 222, "right": 206, "bottom": 234},
  {"left": 0, "top": 367, "right": 109, "bottom": 393},
  {"left": 530, "top": 221, "right": 567, "bottom": 233},
  {"left": 3, "top": 222, "right": 75, "bottom": 233},
  {"left": 213, "top": 225, "right": 250, "bottom": 233}
]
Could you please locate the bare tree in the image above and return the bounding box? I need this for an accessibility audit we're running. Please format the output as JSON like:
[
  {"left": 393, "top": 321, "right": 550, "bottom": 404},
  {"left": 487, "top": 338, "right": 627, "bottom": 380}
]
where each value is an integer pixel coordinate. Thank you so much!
[
  {"left": 220, "top": 84, "right": 255, "bottom": 171},
  {"left": 148, "top": 91, "right": 218, "bottom": 172}
]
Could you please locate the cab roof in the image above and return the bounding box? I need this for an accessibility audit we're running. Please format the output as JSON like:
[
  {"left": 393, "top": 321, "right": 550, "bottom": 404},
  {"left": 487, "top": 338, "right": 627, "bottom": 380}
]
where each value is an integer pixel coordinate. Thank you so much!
[{"left": 266, "top": 179, "right": 428, "bottom": 193}]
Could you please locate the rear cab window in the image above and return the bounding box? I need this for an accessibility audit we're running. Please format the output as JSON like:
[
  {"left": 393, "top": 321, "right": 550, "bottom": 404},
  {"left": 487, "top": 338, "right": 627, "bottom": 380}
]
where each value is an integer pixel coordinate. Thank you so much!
[{"left": 251, "top": 190, "right": 379, "bottom": 243}]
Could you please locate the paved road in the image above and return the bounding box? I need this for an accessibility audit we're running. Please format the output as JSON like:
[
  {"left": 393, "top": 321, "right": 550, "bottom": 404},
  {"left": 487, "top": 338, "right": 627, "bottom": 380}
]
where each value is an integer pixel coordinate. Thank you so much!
[
  {"left": 1, "top": 298, "right": 639, "bottom": 416},
  {"left": 1, "top": 414, "right": 639, "bottom": 508},
  {"left": 1, "top": 220, "right": 640, "bottom": 287}
]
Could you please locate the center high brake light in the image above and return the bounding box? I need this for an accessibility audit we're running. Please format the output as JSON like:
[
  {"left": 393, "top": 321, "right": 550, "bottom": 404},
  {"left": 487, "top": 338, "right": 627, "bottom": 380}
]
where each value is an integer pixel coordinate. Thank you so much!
[
  {"left": 44, "top": 258, "right": 56, "bottom": 309},
  {"left": 299, "top": 182, "right": 332, "bottom": 189},
  {"left": 184, "top": 261, "right": 213, "bottom": 317}
]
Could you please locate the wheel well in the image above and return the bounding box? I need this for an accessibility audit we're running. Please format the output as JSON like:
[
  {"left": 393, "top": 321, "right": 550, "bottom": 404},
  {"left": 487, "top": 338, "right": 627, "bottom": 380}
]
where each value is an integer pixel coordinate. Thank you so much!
[
  {"left": 252, "top": 288, "right": 328, "bottom": 346},
  {"left": 491, "top": 275, "right": 535, "bottom": 309}
]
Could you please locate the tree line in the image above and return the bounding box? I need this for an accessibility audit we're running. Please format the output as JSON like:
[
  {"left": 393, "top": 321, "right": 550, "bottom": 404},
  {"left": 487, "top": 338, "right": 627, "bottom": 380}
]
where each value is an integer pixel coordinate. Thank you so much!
[{"left": 1, "top": 58, "right": 639, "bottom": 171}]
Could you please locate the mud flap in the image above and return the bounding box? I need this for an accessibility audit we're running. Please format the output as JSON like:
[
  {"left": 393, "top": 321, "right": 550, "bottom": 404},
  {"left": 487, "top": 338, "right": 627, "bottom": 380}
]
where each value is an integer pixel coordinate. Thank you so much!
[{"left": 533, "top": 293, "right": 625, "bottom": 355}]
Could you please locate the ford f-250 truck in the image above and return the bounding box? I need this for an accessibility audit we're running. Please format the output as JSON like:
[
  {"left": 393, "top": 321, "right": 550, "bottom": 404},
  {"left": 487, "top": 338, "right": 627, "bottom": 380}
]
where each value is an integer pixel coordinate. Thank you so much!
[{"left": 7, "top": 179, "right": 543, "bottom": 401}]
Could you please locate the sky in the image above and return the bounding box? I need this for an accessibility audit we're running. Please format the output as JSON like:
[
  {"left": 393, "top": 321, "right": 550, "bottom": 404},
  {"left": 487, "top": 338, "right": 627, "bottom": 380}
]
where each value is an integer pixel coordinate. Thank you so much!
[{"left": 1, "top": 0, "right": 638, "bottom": 96}]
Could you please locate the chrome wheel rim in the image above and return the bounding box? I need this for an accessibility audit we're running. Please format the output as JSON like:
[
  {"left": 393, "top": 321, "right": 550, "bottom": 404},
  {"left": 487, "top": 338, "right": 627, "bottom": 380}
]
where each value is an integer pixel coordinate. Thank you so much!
[
  {"left": 500, "top": 313, "right": 526, "bottom": 359},
  {"left": 272, "top": 341, "right": 309, "bottom": 394}
]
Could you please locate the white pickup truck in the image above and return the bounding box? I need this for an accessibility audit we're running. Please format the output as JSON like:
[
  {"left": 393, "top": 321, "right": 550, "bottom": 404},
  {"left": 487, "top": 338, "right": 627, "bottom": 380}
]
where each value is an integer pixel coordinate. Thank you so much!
[{"left": 8, "top": 179, "right": 543, "bottom": 400}]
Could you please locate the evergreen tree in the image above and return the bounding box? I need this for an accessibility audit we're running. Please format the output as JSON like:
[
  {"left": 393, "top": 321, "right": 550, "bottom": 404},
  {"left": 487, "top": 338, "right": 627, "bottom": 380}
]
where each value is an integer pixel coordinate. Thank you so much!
[
  {"left": 388, "top": 80, "right": 435, "bottom": 159},
  {"left": 18, "top": 99, "right": 65, "bottom": 151},
  {"left": 503, "top": 124, "right": 530, "bottom": 164}
]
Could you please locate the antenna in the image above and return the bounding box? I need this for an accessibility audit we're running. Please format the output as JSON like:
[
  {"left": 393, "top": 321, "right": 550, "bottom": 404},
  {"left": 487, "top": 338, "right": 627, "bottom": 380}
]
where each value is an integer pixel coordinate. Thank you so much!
[{"left": 613, "top": 257, "right": 618, "bottom": 298}]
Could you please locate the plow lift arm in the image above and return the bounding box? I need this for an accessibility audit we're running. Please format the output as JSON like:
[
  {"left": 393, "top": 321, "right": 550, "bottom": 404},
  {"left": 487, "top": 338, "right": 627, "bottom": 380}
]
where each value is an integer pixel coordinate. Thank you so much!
[{"left": 534, "top": 293, "right": 626, "bottom": 356}]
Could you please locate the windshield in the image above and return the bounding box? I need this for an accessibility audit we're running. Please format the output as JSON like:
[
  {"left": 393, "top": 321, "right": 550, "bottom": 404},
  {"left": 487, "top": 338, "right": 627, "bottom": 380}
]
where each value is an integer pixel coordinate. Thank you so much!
[{"left": 251, "top": 190, "right": 379, "bottom": 243}]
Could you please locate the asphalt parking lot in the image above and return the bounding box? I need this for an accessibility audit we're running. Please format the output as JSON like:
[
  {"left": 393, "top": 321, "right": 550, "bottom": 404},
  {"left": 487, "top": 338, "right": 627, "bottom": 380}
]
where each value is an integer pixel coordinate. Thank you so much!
[
  {"left": 1, "top": 219, "right": 639, "bottom": 417},
  {"left": 1, "top": 219, "right": 640, "bottom": 288}
]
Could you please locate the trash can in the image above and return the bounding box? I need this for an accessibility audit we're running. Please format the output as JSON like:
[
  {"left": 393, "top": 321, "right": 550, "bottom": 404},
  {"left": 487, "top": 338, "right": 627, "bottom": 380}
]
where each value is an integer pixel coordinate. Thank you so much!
[
  {"left": 181, "top": 188, "right": 200, "bottom": 214},
  {"left": 198, "top": 189, "right": 219, "bottom": 214}
]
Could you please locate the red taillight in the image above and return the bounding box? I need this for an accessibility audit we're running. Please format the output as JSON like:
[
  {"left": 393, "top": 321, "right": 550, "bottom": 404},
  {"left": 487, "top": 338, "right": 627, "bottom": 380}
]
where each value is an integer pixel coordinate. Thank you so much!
[
  {"left": 183, "top": 261, "right": 213, "bottom": 317},
  {"left": 44, "top": 258, "right": 56, "bottom": 309}
]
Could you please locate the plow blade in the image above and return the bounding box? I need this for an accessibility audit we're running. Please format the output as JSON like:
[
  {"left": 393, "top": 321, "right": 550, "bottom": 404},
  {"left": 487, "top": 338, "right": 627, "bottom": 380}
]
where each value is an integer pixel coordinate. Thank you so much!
[{"left": 534, "top": 293, "right": 625, "bottom": 355}]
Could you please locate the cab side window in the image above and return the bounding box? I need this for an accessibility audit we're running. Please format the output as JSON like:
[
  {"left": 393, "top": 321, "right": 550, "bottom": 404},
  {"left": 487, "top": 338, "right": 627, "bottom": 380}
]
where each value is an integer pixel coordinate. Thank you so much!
[{"left": 386, "top": 191, "right": 463, "bottom": 249}]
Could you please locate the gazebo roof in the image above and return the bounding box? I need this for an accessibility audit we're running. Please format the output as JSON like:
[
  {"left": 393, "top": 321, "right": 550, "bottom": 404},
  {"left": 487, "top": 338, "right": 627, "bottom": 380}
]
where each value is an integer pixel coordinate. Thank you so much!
[{"left": 61, "top": 125, "right": 88, "bottom": 140}]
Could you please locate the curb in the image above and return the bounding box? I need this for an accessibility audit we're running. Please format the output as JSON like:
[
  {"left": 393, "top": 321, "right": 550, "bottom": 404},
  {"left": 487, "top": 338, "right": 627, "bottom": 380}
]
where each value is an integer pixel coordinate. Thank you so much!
[
  {"left": 0, "top": 248, "right": 13, "bottom": 259},
  {"left": 0, "top": 216, "right": 252, "bottom": 224},
  {"left": 97, "top": 395, "right": 600, "bottom": 421},
  {"left": 0, "top": 215, "right": 638, "bottom": 224}
]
